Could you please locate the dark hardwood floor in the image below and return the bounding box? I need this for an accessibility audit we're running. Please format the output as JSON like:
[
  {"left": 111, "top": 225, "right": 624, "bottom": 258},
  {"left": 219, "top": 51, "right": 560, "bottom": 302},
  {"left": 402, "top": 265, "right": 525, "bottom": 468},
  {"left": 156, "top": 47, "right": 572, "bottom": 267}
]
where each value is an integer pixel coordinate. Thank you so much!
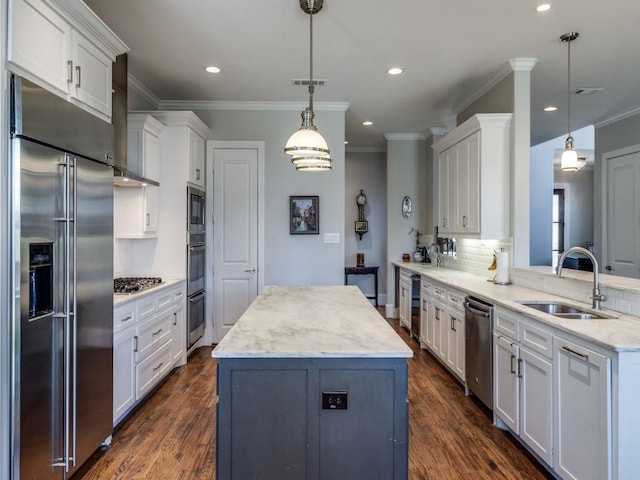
[{"left": 75, "top": 316, "right": 553, "bottom": 480}]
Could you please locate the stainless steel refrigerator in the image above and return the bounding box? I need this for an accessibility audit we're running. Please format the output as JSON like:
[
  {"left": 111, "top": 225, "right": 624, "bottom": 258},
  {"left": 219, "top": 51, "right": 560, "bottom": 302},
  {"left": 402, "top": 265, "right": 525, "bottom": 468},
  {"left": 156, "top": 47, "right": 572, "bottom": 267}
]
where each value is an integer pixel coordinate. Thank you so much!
[{"left": 10, "top": 76, "right": 114, "bottom": 479}]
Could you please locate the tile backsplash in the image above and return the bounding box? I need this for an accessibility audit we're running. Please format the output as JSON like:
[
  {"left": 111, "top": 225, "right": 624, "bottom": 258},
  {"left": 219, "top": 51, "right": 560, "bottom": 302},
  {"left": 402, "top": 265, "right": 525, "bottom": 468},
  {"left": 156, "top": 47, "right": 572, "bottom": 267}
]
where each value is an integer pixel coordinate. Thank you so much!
[
  {"left": 440, "top": 238, "right": 513, "bottom": 279},
  {"left": 114, "top": 238, "right": 158, "bottom": 278}
]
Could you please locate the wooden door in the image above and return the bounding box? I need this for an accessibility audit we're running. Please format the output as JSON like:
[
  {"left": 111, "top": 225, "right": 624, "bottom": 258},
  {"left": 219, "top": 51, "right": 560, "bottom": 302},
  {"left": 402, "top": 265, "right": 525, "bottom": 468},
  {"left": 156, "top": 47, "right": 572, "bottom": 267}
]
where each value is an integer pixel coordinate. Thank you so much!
[
  {"left": 605, "top": 150, "right": 640, "bottom": 278},
  {"left": 209, "top": 143, "right": 262, "bottom": 343}
]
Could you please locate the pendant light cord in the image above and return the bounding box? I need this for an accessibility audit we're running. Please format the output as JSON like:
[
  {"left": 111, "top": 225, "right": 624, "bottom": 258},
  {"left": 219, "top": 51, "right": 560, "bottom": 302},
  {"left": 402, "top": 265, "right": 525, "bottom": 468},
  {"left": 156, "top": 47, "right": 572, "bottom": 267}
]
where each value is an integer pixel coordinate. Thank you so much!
[
  {"left": 308, "top": 0, "right": 314, "bottom": 112},
  {"left": 566, "top": 36, "right": 572, "bottom": 137}
]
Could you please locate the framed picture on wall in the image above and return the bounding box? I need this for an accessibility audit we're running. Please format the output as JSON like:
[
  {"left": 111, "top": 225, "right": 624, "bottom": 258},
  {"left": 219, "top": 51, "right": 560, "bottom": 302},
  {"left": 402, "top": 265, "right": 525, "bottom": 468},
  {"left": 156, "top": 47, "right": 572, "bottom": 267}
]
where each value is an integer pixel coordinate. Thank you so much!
[{"left": 290, "top": 196, "right": 319, "bottom": 234}]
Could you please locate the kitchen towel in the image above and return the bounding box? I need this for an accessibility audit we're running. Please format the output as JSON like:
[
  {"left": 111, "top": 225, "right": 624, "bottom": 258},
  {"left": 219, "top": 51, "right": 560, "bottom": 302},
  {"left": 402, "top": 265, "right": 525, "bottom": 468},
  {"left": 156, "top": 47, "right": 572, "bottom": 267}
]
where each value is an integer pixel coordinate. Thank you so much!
[{"left": 495, "top": 251, "right": 510, "bottom": 284}]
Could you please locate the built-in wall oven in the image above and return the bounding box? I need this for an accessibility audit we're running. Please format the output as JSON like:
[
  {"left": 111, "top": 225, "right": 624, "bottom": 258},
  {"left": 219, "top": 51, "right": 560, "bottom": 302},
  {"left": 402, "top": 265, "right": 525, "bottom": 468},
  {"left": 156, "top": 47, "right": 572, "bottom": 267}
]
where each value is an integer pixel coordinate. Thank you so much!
[
  {"left": 188, "top": 185, "right": 206, "bottom": 232},
  {"left": 187, "top": 185, "right": 206, "bottom": 352}
]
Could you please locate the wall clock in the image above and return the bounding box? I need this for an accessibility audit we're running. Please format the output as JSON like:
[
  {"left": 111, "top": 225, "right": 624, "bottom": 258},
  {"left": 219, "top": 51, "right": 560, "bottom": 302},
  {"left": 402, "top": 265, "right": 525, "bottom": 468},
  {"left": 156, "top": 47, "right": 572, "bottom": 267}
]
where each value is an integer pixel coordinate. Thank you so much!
[{"left": 402, "top": 196, "right": 412, "bottom": 218}]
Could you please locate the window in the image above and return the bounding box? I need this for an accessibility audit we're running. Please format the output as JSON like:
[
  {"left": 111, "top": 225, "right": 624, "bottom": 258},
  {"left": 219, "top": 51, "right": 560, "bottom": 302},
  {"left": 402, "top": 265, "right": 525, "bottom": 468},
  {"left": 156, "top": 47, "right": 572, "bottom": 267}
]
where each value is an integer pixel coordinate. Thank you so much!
[{"left": 552, "top": 189, "right": 565, "bottom": 268}]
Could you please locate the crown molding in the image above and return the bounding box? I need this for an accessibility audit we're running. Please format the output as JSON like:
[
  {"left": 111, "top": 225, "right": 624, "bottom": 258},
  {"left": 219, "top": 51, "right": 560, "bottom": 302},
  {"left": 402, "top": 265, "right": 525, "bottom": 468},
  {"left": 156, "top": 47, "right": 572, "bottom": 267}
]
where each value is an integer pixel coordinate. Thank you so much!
[
  {"left": 453, "top": 58, "right": 537, "bottom": 115},
  {"left": 156, "top": 100, "right": 350, "bottom": 112},
  {"left": 346, "top": 146, "right": 387, "bottom": 154},
  {"left": 595, "top": 104, "right": 640, "bottom": 128},
  {"left": 128, "top": 75, "right": 161, "bottom": 109},
  {"left": 384, "top": 133, "right": 426, "bottom": 141}
]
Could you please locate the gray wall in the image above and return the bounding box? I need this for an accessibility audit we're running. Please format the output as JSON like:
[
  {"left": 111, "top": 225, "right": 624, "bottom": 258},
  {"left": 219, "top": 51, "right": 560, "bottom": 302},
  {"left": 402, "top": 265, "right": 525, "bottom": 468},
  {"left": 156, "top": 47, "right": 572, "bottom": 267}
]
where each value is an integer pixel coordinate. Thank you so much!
[
  {"left": 194, "top": 108, "right": 346, "bottom": 286},
  {"left": 345, "top": 150, "right": 387, "bottom": 304},
  {"left": 530, "top": 142, "right": 554, "bottom": 265},
  {"left": 458, "top": 73, "right": 514, "bottom": 124},
  {"left": 555, "top": 168, "right": 594, "bottom": 249},
  {"left": 385, "top": 136, "right": 427, "bottom": 311},
  {"left": 594, "top": 111, "right": 640, "bottom": 260}
]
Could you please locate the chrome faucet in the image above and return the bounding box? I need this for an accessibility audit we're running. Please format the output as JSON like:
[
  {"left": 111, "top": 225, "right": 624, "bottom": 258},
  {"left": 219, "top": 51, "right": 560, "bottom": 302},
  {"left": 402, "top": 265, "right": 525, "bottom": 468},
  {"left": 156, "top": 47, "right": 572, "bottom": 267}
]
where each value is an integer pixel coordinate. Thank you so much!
[
  {"left": 429, "top": 243, "right": 442, "bottom": 267},
  {"left": 556, "top": 246, "right": 607, "bottom": 310}
]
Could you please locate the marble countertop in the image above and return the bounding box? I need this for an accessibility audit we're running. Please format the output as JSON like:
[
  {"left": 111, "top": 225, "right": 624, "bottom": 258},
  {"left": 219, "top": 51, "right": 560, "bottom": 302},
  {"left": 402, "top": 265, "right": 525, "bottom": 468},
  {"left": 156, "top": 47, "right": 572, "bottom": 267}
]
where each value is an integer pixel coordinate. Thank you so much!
[
  {"left": 212, "top": 285, "right": 413, "bottom": 359},
  {"left": 113, "top": 278, "right": 185, "bottom": 307},
  {"left": 393, "top": 261, "right": 640, "bottom": 352}
]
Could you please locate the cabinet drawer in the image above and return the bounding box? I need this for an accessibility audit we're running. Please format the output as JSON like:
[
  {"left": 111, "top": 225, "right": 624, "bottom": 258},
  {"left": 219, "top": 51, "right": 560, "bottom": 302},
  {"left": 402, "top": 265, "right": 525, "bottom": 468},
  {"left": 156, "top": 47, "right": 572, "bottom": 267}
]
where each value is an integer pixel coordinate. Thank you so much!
[
  {"left": 447, "top": 289, "right": 465, "bottom": 313},
  {"left": 494, "top": 307, "right": 519, "bottom": 340},
  {"left": 431, "top": 283, "right": 447, "bottom": 302},
  {"left": 399, "top": 270, "right": 412, "bottom": 285},
  {"left": 420, "top": 278, "right": 431, "bottom": 296},
  {"left": 136, "top": 339, "right": 173, "bottom": 400},
  {"left": 156, "top": 289, "right": 173, "bottom": 311},
  {"left": 136, "top": 294, "right": 156, "bottom": 320},
  {"left": 136, "top": 310, "right": 172, "bottom": 362},
  {"left": 521, "top": 320, "right": 553, "bottom": 359},
  {"left": 114, "top": 305, "right": 136, "bottom": 332},
  {"left": 172, "top": 286, "right": 186, "bottom": 304}
]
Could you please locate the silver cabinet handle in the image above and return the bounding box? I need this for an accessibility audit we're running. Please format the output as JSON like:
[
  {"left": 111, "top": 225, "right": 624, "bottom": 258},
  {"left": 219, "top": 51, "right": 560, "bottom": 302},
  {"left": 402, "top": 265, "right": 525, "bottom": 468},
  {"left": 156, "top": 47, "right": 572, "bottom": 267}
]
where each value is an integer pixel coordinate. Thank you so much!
[
  {"left": 196, "top": 168, "right": 201, "bottom": 180},
  {"left": 517, "top": 358, "right": 523, "bottom": 378},
  {"left": 146, "top": 212, "right": 150, "bottom": 226},
  {"left": 562, "top": 345, "right": 588, "bottom": 360},
  {"left": 173, "top": 312, "right": 177, "bottom": 326},
  {"left": 510, "top": 354, "right": 516, "bottom": 374},
  {"left": 152, "top": 328, "right": 163, "bottom": 336},
  {"left": 462, "top": 215, "right": 468, "bottom": 228},
  {"left": 134, "top": 335, "right": 139, "bottom": 352},
  {"left": 245, "top": 268, "right": 256, "bottom": 274},
  {"left": 122, "top": 315, "right": 132, "bottom": 323},
  {"left": 153, "top": 362, "right": 164, "bottom": 372},
  {"left": 67, "top": 60, "right": 73, "bottom": 84},
  {"left": 75, "top": 66, "right": 81, "bottom": 88}
]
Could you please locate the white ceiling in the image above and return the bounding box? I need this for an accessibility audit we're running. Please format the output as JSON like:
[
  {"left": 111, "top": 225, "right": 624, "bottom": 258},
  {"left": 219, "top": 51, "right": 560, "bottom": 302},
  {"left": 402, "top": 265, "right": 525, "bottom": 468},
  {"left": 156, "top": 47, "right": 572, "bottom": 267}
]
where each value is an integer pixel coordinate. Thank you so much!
[{"left": 85, "top": 0, "right": 640, "bottom": 150}]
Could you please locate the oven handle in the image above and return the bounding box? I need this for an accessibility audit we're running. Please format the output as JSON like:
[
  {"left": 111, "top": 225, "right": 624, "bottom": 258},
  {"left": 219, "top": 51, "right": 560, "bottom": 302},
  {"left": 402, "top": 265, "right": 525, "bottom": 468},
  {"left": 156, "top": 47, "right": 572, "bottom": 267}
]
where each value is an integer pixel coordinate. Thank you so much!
[
  {"left": 189, "top": 291, "right": 205, "bottom": 303},
  {"left": 189, "top": 244, "right": 206, "bottom": 251}
]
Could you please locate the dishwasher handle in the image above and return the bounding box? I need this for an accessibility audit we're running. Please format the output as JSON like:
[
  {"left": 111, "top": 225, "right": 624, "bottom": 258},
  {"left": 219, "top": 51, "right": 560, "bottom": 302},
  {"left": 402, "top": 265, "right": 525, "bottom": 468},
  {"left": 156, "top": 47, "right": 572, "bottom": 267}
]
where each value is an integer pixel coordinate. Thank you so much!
[{"left": 464, "top": 302, "right": 491, "bottom": 317}]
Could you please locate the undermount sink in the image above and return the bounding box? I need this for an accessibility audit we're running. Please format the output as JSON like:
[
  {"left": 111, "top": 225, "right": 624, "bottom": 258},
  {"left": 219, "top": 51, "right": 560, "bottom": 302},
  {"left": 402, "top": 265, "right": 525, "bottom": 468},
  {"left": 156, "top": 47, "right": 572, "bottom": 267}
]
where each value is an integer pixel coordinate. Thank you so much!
[{"left": 517, "top": 301, "right": 612, "bottom": 320}]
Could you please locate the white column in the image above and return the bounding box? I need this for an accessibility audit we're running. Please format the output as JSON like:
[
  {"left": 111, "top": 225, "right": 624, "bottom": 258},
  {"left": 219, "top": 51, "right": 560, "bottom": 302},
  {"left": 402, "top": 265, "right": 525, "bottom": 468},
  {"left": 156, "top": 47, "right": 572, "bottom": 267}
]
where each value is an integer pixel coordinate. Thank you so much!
[{"left": 509, "top": 58, "right": 538, "bottom": 266}]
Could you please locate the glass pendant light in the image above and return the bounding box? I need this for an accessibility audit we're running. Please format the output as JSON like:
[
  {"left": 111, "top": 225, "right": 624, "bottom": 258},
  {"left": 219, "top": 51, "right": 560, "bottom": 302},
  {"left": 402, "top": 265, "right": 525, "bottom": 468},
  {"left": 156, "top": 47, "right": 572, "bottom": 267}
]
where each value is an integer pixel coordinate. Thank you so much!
[
  {"left": 560, "top": 32, "right": 580, "bottom": 172},
  {"left": 284, "top": 0, "right": 332, "bottom": 171}
]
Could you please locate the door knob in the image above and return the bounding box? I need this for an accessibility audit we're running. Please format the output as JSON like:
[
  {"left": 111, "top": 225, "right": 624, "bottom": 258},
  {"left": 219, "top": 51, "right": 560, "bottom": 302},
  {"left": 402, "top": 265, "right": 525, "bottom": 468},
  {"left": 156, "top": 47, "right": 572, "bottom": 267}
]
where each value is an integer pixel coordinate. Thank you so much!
[{"left": 245, "top": 268, "right": 256, "bottom": 274}]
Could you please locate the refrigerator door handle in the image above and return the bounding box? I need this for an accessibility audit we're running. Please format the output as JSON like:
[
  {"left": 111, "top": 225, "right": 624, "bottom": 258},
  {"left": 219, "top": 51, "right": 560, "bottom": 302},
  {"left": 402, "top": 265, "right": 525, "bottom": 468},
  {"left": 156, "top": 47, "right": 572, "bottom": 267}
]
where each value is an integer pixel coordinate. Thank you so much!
[
  {"left": 63, "top": 154, "right": 72, "bottom": 472},
  {"left": 70, "top": 156, "right": 77, "bottom": 468}
]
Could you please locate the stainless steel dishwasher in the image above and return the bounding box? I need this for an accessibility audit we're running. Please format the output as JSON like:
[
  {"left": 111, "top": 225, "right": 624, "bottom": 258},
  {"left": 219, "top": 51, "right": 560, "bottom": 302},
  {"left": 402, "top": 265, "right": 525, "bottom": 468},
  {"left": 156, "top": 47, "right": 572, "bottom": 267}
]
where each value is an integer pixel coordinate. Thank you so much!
[{"left": 464, "top": 296, "right": 494, "bottom": 410}]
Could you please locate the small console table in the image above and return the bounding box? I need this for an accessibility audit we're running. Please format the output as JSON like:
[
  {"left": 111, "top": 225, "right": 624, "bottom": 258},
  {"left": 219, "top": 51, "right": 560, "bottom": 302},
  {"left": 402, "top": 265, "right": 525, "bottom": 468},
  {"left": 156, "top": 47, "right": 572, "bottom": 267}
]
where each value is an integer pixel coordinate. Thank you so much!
[{"left": 344, "top": 266, "right": 379, "bottom": 307}]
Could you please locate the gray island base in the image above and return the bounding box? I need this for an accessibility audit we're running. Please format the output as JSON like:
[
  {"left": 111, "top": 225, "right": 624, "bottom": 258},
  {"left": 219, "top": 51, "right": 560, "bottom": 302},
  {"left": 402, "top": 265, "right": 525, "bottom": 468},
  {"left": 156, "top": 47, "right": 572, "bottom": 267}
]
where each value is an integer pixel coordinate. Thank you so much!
[{"left": 212, "top": 285, "right": 413, "bottom": 480}]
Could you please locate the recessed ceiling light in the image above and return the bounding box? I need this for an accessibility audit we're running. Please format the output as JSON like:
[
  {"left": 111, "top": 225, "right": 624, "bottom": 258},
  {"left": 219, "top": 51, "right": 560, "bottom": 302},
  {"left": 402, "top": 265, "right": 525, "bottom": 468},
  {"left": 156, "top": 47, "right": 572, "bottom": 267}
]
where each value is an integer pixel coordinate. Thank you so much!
[
  {"left": 536, "top": 4, "right": 551, "bottom": 12},
  {"left": 344, "top": 140, "right": 349, "bottom": 144},
  {"left": 362, "top": 121, "right": 373, "bottom": 126},
  {"left": 544, "top": 106, "right": 558, "bottom": 112},
  {"left": 204, "top": 66, "right": 221, "bottom": 74},
  {"left": 387, "top": 67, "right": 403, "bottom": 75}
]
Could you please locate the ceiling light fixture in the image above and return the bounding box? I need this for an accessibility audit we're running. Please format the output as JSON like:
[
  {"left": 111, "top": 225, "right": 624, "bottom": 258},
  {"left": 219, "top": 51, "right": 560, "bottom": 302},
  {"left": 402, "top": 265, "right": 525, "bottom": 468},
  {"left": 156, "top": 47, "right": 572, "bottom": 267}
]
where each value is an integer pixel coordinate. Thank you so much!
[
  {"left": 362, "top": 121, "right": 373, "bottom": 126},
  {"left": 204, "top": 66, "right": 221, "bottom": 73},
  {"left": 560, "top": 32, "right": 582, "bottom": 172},
  {"left": 536, "top": 4, "right": 551, "bottom": 13},
  {"left": 284, "top": 0, "right": 331, "bottom": 172},
  {"left": 544, "top": 106, "right": 558, "bottom": 112},
  {"left": 387, "top": 67, "right": 403, "bottom": 75}
]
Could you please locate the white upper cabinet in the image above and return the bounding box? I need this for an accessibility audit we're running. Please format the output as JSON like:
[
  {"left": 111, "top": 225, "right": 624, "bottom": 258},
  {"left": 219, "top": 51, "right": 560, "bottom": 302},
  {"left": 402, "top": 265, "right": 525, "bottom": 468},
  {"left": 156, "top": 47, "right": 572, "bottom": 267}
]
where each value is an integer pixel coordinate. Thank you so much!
[
  {"left": 7, "top": 0, "right": 128, "bottom": 121},
  {"left": 433, "top": 114, "right": 512, "bottom": 239},
  {"left": 187, "top": 127, "right": 206, "bottom": 187}
]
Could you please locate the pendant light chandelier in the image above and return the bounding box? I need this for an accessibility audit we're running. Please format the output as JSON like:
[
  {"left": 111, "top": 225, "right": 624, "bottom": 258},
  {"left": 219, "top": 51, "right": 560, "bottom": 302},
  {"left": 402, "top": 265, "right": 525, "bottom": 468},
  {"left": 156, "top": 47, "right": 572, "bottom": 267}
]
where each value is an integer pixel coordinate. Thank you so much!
[
  {"left": 284, "top": 0, "right": 331, "bottom": 171},
  {"left": 560, "top": 32, "right": 581, "bottom": 172}
]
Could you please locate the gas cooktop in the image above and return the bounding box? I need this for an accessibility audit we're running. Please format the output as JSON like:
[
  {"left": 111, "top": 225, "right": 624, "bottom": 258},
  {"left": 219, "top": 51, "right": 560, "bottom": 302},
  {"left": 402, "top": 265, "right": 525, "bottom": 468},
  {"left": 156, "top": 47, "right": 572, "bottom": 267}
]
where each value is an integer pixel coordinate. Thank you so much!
[{"left": 114, "top": 277, "right": 162, "bottom": 294}]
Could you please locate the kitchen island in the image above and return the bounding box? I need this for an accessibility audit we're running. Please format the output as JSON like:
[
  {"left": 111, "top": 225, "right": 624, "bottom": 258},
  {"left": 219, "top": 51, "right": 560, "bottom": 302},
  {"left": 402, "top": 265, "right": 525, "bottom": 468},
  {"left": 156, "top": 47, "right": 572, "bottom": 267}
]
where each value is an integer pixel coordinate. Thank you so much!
[{"left": 212, "top": 285, "right": 413, "bottom": 480}]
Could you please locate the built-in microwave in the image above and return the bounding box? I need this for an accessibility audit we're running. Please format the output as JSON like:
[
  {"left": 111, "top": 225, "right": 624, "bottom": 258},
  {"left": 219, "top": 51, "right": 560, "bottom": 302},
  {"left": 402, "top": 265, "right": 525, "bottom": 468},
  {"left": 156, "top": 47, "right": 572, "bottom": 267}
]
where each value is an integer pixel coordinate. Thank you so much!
[{"left": 187, "top": 185, "right": 205, "bottom": 232}]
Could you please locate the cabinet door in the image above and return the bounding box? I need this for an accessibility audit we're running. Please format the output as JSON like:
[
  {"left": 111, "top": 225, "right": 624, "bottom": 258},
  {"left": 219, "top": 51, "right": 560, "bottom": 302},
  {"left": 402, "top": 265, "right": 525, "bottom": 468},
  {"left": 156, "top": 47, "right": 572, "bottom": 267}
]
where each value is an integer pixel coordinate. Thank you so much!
[
  {"left": 419, "top": 292, "right": 431, "bottom": 348},
  {"left": 187, "top": 127, "right": 205, "bottom": 187},
  {"left": 446, "top": 309, "right": 464, "bottom": 380},
  {"left": 113, "top": 327, "right": 136, "bottom": 425},
  {"left": 456, "top": 132, "right": 480, "bottom": 233},
  {"left": 520, "top": 347, "right": 553, "bottom": 466},
  {"left": 398, "top": 277, "right": 411, "bottom": 330},
  {"left": 554, "top": 338, "right": 611, "bottom": 480},
  {"left": 170, "top": 302, "right": 186, "bottom": 365},
  {"left": 432, "top": 301, "right": 447, "bottom": 361},
  {"left": 494, "top": 334, "right": 519, "bottom": 433},
  {"left": 70, "top": 30, "right": 112, "bottom": 120},
  {"left": 143, "top": 186, "right": 160, "bottom": 233},
  {"left": 8, "top": 0, "right": 71, "bottom": 96},
  {"left": 438, "top": 147, "right": 455, "bottom": 233}
]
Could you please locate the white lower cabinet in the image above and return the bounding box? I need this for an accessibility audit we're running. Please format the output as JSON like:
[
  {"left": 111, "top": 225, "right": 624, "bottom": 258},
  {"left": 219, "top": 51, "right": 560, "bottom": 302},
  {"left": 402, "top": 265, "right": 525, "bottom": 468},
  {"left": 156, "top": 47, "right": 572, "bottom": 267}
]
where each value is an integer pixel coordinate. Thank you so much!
[
  {"left": 113, "top": 281, "right": 186, "bottom": 426},
  {"left": 554, "top": 337, "right": 611, "bottom": 480},
  {"left": 494, "top": 309, "right": 553, "bottom": 467},
  {"left": 398, "top": 271, "right": 411, "bottom": 331},
  {"left": 113, "top": 326, "right": 136, "bottom": 422}
]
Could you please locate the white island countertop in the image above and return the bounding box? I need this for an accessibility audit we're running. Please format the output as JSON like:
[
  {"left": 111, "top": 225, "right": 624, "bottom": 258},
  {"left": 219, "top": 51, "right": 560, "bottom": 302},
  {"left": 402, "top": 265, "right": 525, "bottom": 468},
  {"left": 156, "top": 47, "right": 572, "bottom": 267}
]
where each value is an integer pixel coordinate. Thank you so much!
[{"left": 212, "top": 285, "right": 413, "bottom": 359}]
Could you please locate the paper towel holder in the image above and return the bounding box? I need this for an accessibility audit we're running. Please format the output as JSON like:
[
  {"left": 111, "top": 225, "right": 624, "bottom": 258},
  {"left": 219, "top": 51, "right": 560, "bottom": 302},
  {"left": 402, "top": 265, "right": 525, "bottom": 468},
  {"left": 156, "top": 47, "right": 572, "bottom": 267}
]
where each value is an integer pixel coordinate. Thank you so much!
[{"left": 493, "top": 249, "right": 511, "bottom": 285}]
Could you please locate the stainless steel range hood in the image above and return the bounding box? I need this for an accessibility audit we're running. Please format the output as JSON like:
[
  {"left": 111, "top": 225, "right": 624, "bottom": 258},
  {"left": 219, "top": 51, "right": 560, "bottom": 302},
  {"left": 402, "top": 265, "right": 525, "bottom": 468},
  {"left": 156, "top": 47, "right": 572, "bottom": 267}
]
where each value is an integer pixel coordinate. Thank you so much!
[{"left": 112, "top": 53, "right": 159, "bottom": 187}]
